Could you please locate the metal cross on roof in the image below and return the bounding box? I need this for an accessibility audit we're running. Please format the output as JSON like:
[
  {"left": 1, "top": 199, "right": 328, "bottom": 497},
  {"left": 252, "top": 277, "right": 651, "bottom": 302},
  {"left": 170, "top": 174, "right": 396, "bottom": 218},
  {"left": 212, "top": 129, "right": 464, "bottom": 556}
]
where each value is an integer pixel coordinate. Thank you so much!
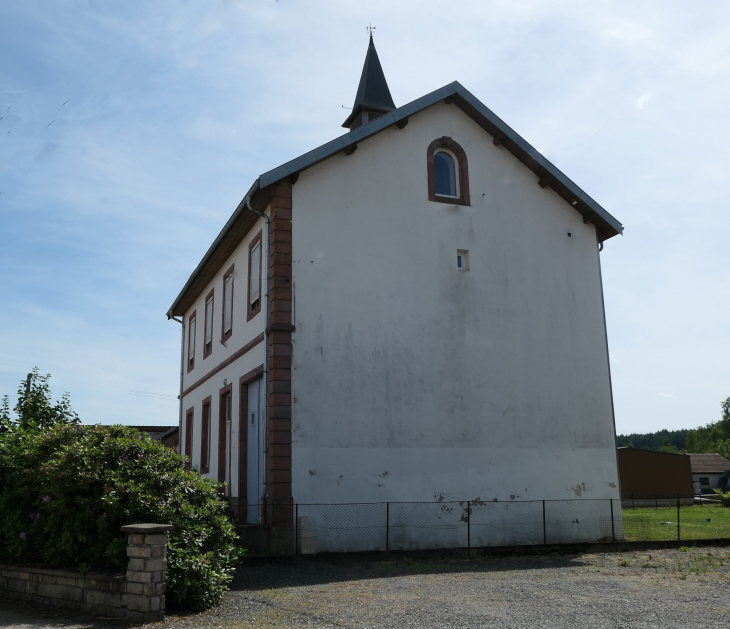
[{"left": 366, "top": 24, "right": 376, "bottom": 38}]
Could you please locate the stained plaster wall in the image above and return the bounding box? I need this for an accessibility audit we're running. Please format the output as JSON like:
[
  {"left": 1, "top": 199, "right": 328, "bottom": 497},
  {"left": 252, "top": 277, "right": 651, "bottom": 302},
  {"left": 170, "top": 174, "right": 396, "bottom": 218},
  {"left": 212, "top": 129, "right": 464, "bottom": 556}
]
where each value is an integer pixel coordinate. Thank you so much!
[{"left": 290, "top": 101, "right": 620, "bottom": 506}]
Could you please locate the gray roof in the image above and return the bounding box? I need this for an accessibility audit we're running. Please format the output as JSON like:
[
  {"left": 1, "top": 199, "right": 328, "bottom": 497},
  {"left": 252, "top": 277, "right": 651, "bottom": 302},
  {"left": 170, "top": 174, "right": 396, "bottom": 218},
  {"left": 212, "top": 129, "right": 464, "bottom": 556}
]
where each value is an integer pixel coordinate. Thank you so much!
[
  {"left": 688, "top": 453, "right": 730, "bottom": 474},
  {"left": 167, "top": 80, "right": 623, "bottom": 318},
  {"left": 342, "top": 35, "right": 396, "bottom": 128}
]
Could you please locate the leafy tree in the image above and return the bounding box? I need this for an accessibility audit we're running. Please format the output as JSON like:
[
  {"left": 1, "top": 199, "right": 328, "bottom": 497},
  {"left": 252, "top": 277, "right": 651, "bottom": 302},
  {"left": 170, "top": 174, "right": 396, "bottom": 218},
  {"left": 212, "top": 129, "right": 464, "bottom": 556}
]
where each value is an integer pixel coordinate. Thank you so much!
[
  {"left": 657, "top": 437, "right": 679, "bottom": 454},
  {"left": 0, "top": 368, "right": 78, "bottom": 432},
  {"left": 684, "top": 397, "right": 730, "bottom": 455}
]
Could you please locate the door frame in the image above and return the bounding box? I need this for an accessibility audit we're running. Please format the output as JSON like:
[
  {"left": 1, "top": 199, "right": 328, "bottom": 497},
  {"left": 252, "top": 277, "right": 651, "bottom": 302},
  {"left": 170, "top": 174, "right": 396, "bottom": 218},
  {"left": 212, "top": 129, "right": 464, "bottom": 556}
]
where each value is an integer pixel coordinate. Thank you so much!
[{"left": 238, "top": 364, "right": 264, "bottom": 521}]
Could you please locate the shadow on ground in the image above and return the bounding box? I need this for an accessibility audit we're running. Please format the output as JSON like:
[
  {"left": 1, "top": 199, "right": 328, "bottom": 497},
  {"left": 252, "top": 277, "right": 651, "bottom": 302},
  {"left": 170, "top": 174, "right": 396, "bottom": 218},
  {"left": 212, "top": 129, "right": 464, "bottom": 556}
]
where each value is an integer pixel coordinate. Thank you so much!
[
  {"left": 231, "top": 552, "right": 592, "bottom": 592},
  {"left": 0, "top": 597, "right": 134, "bottom": 629}
]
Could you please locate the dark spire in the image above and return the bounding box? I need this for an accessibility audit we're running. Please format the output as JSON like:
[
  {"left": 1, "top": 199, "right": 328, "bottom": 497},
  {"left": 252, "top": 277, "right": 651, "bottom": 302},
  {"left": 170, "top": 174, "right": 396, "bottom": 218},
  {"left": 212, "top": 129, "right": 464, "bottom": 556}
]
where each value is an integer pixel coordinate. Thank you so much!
[{"left": 342, "top": 35, "right": 396, "bottom": 130}]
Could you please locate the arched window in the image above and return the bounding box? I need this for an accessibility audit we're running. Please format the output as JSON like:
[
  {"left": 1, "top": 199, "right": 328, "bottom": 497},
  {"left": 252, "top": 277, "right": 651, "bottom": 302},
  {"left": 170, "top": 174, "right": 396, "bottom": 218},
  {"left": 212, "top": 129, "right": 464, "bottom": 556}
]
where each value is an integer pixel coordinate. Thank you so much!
[
  {"left": 427, "top": 137, "right": 470, "bottom": 206},
  {"left": 434, "top": 151, "right": 457, "bottom": 197}
]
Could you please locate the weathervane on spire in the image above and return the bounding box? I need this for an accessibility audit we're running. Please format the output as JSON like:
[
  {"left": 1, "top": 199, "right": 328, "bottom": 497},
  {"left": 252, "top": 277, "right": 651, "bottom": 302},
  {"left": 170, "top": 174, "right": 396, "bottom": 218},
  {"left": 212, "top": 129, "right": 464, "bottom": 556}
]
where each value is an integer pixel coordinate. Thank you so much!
[{"left": 366, "top": 24, "right": 376, "bottom": 39}]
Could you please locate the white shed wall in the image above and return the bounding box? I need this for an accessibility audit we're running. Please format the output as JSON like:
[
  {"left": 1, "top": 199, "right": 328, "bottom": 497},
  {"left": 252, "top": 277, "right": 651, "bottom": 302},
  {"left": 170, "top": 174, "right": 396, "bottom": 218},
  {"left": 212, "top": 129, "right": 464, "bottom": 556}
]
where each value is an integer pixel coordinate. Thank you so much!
[{"left": 290, "top": 102, "right": 620, "bottom": 505}]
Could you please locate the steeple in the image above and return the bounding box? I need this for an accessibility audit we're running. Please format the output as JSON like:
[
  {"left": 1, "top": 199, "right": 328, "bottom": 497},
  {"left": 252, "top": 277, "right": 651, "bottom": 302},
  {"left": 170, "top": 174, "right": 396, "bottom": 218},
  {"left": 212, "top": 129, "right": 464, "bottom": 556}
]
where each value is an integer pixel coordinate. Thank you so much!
[{"left": 342, "top": 34, "right": 396, "bottom": 130}]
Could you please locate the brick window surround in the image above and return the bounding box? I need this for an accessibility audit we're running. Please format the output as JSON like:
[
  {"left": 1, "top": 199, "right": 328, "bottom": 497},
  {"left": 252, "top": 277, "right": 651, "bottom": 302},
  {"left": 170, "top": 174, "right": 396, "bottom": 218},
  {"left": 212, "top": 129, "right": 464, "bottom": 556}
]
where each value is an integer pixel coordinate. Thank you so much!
[
  {"left": 247, "top": 230, "right": 263, "bottom": 322},
  {"left": 203, "top": 288, "right": 214, "bottom": 360},
  {"left": 426, "top": 136, "right": 470, "bottom": 206},
  {"left": 221, "top": 265, "right": 234, "bottom": 344}
]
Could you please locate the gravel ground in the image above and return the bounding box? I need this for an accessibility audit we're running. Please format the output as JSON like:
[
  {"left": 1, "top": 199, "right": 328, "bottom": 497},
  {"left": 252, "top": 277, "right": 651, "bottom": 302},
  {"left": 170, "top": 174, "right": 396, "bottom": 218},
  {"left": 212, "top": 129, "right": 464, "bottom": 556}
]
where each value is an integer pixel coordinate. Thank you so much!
[
  {"left": 3, "top": 547, "right": 730, "bottom": 628},
  {"left": 155, "top": 546, "right": 730, "bottom": 629}
]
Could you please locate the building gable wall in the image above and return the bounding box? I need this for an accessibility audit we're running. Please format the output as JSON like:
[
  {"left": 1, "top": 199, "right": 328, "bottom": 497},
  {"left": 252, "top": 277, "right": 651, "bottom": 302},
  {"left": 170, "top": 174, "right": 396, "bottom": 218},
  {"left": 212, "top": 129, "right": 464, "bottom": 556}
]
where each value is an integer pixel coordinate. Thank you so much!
[{"left": 289, "top": 101, "right": 619, "bottom": 503}]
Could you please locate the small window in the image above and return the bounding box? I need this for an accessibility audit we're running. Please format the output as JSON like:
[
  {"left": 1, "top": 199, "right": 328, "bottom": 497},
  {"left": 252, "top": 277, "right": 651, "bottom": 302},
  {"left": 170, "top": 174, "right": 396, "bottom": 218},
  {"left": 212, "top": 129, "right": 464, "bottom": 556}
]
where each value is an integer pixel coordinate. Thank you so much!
[
  {"left": 203, "top": 289, "right": 214, "bottom": 359},
  {"left": 250, "top": 242, "right": 261, "bottom": 306},
  {"left": 222, "top": 265, "right": 234, "bottom": 343},
  {"left": 200, "top": 397, "right": 211, "bottom": 474},
  {"left": 427, "top": 137, "right": 470, "bottom": 206},
  {"left": 434, "top": 151, "right": 457, "bottom": 197},
  {"left": 248, "top": 231, "right": 263, "bottom": 321},
  {"left": 187, "top": 312, "right": 196, "bottom": 372},
  {"left": 457, "top": 249, "right": 470, "bottom": 271},
  {"left": 700, "top": 477, "right": 710, "bottom": 486}
]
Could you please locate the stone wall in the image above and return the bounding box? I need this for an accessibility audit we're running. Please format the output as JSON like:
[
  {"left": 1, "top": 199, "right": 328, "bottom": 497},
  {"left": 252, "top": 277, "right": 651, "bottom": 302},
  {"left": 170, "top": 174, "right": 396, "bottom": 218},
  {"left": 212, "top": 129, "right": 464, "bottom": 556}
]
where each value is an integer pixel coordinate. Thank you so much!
[{"left": 0, "top": 523, "right": 172, "bottom": 623}]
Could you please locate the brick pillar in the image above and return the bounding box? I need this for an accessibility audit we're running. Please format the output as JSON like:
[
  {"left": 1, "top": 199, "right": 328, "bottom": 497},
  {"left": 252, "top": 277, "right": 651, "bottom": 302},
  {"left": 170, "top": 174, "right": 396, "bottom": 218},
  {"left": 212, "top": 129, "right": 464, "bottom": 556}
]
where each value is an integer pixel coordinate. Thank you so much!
[
  {"left": 267, "top": 183, "right": 294, "bottom": 530},
  {"left": 120, "top": 523, "right": 173, "bottom": 622}
]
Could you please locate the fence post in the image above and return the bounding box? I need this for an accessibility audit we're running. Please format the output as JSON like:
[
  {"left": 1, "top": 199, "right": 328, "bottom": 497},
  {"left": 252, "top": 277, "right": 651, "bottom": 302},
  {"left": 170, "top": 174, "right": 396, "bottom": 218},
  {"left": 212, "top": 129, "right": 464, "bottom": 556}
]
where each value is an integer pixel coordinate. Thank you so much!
[
  {"left": 677, "top": 494, "right": 680, "bottom": 543},
  {"left": 610, "top": 499, "right": 615, "bottom": 543},
  {"left": 542, "top": 500, "right": 547, "bottom": 545},
  {"left": 295, "top": 504, "right": 298, "bottom": 555},
  {"left": 263, "top": 495, "right": 267, "bottom": 525},
  {"left": 467, "top": 501, "right": 470, "bottom": 550},
  {"left": 120, "top": 523, "right": 173, "bottom": 622},
  {"left": 386, "top": 502, "right": 389, "bottom": 553}
]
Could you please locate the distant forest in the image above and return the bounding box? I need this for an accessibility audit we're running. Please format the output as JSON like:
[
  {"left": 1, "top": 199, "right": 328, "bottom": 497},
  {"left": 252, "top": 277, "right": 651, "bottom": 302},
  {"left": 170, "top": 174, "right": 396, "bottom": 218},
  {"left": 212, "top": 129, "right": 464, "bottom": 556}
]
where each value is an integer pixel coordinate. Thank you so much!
[
  {"left": 616, "top": 397, "right": 730, "bottom": 457},
  {"left": 616, "top": 429, "right": 688, "bottom": 451}
]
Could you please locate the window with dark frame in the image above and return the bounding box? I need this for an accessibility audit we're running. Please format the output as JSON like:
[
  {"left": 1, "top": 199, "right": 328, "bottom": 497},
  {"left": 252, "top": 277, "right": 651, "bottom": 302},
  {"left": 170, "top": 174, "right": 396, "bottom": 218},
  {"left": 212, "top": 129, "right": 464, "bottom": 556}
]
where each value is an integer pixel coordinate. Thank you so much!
[
  {"left": 426, "top": 137, "right": 470, "bottom": 206},
  {"left": 222, "top": 265, "right": 234, "bottom": 343},
  {"left": 700, "top": 477, "right": 710, "bottom": 486},
  {"left": 203, "top": 289, "right": 214, "bottom": 359},
  {"left": 218, "top": 385, "right": 232, "bottom": 496},
  {"left": 200, "top": 397, "right": 211, "bottom": 474},
  {"left": 184, "top": 407, "right": 194, "bottom": 469},
  {"left": 247, "top": 230, "right": 262, "bottom": 321},
  {"left": 187, "top": 311, "right": 196, "bottom": 372},
  {"left": 434, "top": 151, "right": 457, "bottom": 197}
]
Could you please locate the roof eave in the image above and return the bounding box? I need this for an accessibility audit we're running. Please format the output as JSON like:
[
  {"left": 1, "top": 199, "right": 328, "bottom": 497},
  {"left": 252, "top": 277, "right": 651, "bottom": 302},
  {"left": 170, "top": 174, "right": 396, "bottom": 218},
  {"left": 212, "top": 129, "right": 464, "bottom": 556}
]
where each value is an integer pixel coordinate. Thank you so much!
[
  {"left": 167, "top": 178, "right": 261, "bottom": 319},
  {"left": 168, "top": 81, "right": 624, "bottom": 319}
]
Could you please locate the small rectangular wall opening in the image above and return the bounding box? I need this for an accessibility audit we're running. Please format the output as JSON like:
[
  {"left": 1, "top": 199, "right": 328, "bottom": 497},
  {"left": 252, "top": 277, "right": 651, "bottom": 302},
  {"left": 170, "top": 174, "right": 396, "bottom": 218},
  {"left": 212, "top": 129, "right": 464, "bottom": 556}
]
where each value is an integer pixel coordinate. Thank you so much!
[{"left": 457, "top": 249, "right": 470, "bottom": 271}]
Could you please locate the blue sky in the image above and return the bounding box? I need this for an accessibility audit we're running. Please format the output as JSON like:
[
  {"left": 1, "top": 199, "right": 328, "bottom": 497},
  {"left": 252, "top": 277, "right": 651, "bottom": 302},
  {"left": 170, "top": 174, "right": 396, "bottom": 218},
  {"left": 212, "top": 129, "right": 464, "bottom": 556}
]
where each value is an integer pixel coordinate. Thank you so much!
[{"left": 1, "top": 1, "right": 728, "bottom": 434}]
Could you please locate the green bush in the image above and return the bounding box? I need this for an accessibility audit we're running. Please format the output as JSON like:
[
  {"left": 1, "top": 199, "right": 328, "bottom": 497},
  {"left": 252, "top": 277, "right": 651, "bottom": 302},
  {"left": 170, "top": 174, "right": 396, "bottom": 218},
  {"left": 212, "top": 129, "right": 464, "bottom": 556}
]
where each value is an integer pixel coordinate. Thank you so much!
[
  {"left": 714, "top": 489, "right": 730, "bottom": 508},
  {"left": 0, "top": 423, "right": 242, "bottom": 610}
]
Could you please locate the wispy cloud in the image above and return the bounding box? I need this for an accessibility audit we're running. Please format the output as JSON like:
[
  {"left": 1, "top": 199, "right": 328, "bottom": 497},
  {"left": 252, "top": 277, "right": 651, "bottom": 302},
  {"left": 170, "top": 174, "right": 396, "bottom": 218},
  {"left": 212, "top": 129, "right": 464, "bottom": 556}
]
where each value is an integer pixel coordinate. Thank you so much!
[{"left": 0, "top": 1, "right": 729, "bottom": 432}]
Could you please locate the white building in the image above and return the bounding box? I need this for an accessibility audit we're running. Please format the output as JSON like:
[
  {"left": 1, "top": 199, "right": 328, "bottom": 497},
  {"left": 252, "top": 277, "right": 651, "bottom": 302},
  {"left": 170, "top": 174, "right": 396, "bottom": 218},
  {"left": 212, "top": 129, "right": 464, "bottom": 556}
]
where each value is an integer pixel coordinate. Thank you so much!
[
  {"left": 167, "top": 37, "right": 624, "bottom": 551},
  {"left": 689, "top": 453, "right": 730, "bottom": 496}
]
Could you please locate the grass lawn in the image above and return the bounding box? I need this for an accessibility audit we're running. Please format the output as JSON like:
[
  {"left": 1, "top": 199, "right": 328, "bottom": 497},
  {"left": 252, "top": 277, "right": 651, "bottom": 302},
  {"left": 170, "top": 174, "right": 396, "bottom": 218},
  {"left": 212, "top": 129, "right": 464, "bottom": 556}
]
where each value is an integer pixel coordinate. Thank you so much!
[{"left": 622, "top": 504, "right": 730, "bottom": 541}]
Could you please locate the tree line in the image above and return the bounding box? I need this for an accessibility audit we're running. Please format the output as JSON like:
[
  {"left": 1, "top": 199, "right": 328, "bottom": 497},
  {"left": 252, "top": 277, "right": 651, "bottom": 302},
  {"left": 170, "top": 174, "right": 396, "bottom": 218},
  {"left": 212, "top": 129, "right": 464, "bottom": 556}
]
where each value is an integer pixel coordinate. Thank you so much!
[{"left": 617, "top": 397, "right": 730, "bottom": 458}]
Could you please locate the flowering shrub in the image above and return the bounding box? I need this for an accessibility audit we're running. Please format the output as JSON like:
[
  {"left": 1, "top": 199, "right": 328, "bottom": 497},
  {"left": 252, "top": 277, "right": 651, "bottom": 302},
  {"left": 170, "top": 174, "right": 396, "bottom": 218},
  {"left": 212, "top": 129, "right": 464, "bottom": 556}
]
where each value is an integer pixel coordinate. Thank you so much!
[{"left": 0, "top": 424, "right": 242, "bottom": 610}]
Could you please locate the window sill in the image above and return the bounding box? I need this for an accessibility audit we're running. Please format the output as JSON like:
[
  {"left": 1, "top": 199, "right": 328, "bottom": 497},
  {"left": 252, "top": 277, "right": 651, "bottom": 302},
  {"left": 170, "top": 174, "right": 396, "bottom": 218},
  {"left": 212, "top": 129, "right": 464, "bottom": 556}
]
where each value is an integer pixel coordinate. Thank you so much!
[{"left": 429, "top": 193, "right": 469, "bottom": 206}]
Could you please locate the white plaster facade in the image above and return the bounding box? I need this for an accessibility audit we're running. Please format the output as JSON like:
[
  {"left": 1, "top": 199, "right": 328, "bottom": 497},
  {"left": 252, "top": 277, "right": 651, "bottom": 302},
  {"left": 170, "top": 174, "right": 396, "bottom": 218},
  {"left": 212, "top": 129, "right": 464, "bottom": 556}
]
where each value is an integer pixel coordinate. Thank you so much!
[
  {"left": 179, "top": 218, "right": 268, "bottom": 504},
  {"left": 291, "top": 102, "right": 619, "bottom": 506},
  {"left": 172, "top": 85, "right": 623, "bottom": 549}
]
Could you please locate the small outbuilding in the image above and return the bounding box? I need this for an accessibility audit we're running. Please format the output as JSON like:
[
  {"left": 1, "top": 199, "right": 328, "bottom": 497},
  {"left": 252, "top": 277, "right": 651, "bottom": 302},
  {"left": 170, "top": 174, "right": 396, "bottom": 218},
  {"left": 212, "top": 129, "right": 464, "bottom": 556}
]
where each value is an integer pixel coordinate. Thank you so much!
[
  {"left": 688, "top": 453, "right": 730, "bottom": 496},
  {"left": 617, "top": 448, "right": 693, "bottom": 505}
]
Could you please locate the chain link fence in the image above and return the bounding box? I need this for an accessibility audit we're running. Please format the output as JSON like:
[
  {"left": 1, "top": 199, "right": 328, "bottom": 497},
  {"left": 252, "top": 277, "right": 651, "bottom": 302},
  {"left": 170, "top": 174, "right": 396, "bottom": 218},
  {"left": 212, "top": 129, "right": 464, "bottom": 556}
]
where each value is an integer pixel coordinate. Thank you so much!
[
  {"left": 620, "top": 493, "right": 729, "bottom": 542},
  {"left": 240, "top": 495, "right": 730, "bottom": 554}
]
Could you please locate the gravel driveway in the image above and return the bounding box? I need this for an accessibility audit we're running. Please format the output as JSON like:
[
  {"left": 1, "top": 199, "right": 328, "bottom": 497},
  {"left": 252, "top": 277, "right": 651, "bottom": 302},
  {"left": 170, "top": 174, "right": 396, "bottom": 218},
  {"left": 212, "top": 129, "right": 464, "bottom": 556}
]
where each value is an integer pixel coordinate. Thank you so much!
[
  {"left": 3, "top": 547, "right": 729, "bottom": 628},
  {"left": 155, "top": 546, "right": 730, "bottom": 628}
]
